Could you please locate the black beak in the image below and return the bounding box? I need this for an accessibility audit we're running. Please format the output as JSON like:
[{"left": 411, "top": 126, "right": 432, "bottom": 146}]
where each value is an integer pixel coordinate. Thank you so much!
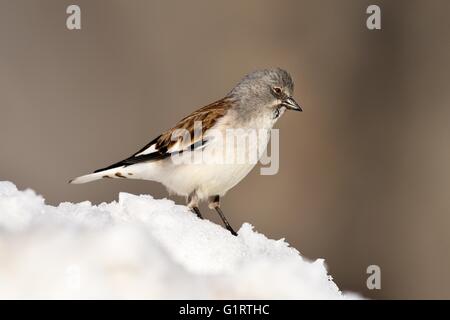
[{"left": 282, "top": 97, "right": 302, "bottom": 112}]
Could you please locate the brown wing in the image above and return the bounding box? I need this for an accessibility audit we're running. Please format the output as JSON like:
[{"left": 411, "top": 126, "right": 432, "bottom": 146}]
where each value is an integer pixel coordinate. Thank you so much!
[
  {"left": 93, "top": 97, "right": 232, "bottom": 173},
  {"left": 154, "top": 97, "right": 232, "bottom": 151}
]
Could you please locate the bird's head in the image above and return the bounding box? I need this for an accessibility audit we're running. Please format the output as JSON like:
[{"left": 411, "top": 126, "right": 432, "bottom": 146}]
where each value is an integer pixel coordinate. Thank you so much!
[{"left": 228, "top": 68, "right": 302, "bottom": 118}]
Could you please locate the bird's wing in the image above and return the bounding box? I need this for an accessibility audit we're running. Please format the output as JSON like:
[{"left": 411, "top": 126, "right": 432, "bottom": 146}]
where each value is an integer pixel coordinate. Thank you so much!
[{"left": 93, "top": 98, "right": 232, "bottom": 173}]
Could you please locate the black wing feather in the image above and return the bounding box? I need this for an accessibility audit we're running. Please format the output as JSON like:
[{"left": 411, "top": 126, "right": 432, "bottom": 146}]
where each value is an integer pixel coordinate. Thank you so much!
[{"left": 93, "top": 137, "right": 210, "bottom": 173}]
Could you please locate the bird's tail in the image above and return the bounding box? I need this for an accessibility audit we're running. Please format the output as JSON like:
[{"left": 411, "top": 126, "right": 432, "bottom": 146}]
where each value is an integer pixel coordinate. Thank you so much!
[
  {"left": 69, "top": 172, "right": 104, "bottom": 184},
  {"left": 69, "top": 167, "right": 126, "bottom": 184}
]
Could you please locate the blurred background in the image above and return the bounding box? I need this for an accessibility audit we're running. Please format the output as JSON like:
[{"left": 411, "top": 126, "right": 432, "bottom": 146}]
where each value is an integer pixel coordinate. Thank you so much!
[{"left": 1, "top": 0, "right": 450, "bottom": 299}]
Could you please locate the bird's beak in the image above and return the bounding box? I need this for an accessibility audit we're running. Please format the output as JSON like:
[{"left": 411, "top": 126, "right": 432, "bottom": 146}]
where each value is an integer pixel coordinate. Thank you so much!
[{"left": 282, "top": 97, "right": 302, "bottom": 112}]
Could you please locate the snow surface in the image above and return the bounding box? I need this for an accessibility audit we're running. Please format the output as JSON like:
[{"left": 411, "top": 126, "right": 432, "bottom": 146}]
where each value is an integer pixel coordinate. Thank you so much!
[{"left": 0, "top": 181, "right": 357, "bottom": 299}]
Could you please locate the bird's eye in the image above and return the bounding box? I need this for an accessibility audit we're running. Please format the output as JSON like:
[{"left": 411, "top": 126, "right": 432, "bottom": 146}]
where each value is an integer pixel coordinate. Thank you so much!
[{"left": 273, "top": 87, "right": 282, "bottom": 95}]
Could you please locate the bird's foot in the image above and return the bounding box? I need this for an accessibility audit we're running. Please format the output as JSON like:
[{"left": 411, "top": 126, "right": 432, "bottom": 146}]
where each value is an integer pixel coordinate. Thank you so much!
[
  {"left": 192, "top": 207, "right": 203, "bottom": 219},
  {"left": 226, "top": 226, "right": 238, "bottom": 236}
]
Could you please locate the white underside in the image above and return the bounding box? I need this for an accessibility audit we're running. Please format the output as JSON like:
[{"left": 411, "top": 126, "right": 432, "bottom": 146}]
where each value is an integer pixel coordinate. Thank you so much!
[{"left": 154, "top": 159, "right": 258, "bottom": 199}]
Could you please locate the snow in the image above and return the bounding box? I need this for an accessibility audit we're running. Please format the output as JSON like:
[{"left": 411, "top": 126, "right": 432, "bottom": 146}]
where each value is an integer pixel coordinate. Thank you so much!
[{"left": 0, "top": 181, "right": 357, "bottom": 299}]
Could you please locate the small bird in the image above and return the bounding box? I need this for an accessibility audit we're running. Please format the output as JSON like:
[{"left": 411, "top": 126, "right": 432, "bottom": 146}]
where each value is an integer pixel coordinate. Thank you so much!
[{"left": 70, "top": 68, "right": 302, "bottom": 235}]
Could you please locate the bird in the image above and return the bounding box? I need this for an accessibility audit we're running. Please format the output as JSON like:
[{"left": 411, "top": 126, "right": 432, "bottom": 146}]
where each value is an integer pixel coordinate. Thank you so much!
[{"left": 69, "top": 68, "right": 302, "bottom": 236}]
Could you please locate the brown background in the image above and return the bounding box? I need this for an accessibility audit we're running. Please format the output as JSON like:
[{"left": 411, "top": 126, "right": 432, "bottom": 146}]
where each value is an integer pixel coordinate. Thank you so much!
[{"left": 1, "top": 0, "right": 450, "bottom": 299}]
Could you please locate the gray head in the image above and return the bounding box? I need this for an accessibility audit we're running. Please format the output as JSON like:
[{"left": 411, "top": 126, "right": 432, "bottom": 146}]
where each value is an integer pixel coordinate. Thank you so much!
[{"left": 228, "top": 68, "right": 302, "bottom": 113}]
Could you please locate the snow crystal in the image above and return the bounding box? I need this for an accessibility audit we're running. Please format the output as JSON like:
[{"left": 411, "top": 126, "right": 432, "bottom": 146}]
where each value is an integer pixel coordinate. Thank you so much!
[{"left": 0, "top": 181, "right": 357, "bottom": 299}]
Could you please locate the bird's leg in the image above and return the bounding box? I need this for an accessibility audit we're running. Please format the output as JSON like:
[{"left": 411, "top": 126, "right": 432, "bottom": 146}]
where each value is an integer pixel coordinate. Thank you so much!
[
  {"left": 187, "top": 192, "right": 203, "bottom": 219},
  {"left": 192, "top": 207, "right": 203, "bottom": 219},
  {"left": 208, "top": 195, "right": 237, "bottom": 236}
]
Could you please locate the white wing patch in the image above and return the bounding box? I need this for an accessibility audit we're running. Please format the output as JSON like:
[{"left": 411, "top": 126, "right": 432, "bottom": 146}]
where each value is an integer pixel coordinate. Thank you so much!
[
  {"left": 134, "top": 134, "right": 213, "bottom": 159},
  {"left": 133, "top": 140, "right": 185, "bottom": 157}
]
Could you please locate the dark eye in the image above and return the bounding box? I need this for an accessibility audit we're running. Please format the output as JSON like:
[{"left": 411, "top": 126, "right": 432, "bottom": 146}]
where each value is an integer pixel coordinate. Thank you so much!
[{"left": 273, "top": 87, "right": 282, "bottom": 95}]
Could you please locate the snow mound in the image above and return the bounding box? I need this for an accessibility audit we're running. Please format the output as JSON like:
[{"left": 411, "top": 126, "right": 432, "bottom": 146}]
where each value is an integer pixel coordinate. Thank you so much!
[{"left": 0, "top": 181, "right": 354, "bottom": 299}]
